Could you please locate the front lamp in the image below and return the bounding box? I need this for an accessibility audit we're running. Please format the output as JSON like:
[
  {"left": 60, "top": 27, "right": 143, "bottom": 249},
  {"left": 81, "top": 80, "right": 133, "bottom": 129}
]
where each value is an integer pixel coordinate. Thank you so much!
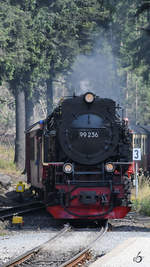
[
  {"left": 84, "top": 92, "right": 95, "bottom": 104},
  {"left": 105, "top": 163, "right": 114, "bottom": 172},
  {"left": 63, "top": 163, "right": 73, "bottom": 174}
]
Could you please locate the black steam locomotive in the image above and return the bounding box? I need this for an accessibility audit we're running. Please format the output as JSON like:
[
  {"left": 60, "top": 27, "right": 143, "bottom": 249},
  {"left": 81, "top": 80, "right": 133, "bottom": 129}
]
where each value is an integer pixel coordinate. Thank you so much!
[{"left": 26, "top": 92, "right": 132, "bottom": 219}]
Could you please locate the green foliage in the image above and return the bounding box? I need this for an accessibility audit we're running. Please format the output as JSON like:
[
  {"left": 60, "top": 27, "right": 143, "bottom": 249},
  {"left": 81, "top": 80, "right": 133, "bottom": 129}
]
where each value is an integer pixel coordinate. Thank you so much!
[
  {"left": 0, "top": 1, "right": 36, "bottom": 92},
  {"left": 140, "top": 198, "right": 150, "bottom": 216},
  {"left": 0, "top": 145, "right": 17, "bottom": 173},
  {"left": 0, "top": 0, "right": 111, "bottom": 95},
  {"left": 1, "top": 0, "right": 150, "bottom": 125},
  {"left": 132, "top": 180, "right": 150, "bottom": 216},
  {"left": 110, "top": 0, "right": 150, "bottom": 124},
  {"left": 132, "top": 198, "right": 150, "bottom": 216},
  {"left": 0, "top": 85, "right": 15, "bottom": 131}
]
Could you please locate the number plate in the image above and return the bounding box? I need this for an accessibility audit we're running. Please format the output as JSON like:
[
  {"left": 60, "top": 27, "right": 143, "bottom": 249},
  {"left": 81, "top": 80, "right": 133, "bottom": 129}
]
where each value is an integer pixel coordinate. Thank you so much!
[
  {"left": 133, "top": 148, "right": 141, "bottom": 161},
  {"left": 79, "top": 131, "right": 99, "bottom": 138}
]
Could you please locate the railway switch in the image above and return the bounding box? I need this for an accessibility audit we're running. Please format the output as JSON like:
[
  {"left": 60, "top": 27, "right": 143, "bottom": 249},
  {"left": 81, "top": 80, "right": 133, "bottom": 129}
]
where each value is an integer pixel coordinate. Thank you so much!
[
  {"left": 16, "top": 181, "right": 25, "bottom": 202},
  {"left": 12, "top": 216, "right": 24, "bottom": 227},
  {"left": 16, "top": 181, "right": 25, "bottom": 192}
]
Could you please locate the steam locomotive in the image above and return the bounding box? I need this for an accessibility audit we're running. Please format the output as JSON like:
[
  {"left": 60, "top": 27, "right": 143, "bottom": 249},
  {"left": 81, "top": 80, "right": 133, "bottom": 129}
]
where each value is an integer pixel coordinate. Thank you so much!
[{"left": 26, "top": 92, "right": 132, "bottom": 220}]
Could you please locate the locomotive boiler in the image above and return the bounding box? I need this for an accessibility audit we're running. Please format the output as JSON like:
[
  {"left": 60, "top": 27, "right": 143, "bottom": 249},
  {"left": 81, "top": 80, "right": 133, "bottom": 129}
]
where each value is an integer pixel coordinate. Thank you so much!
[{"left": 26, "top": 92, "right": 132, "bottom": 220}]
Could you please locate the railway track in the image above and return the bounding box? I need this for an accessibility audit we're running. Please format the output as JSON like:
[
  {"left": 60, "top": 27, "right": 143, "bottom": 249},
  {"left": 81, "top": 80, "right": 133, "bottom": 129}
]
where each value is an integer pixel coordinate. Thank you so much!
[
  {"left": 2, "top": 221, "right": 108, "bottom": 267},
  {"left": 2, "top": 224, "right": 71, "bottom": 267},
  {"left": 0, "top": 201, "right": 45, "bottom": 220},
  {"left": 59, "top": 221, "right": 108, "bottom": 267}
]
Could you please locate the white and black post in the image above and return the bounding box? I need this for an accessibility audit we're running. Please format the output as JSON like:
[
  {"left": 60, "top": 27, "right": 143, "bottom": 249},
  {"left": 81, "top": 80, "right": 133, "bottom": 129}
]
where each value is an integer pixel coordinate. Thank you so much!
[{"left": 133, "top": 148, "right": 141, "bottom": 198}]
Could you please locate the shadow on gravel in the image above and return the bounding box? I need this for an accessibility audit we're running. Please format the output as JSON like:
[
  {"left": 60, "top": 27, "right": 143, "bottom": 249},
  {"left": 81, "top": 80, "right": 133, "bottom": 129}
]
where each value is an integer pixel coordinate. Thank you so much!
[
  {"left": 3, "top": 212, "right": 150, "bottom": 233},
  {"left": 111, "top": 225, "right": 150, "bottom": 232},
  {"left": 4, "top": 215, "right": 150, "bottom": 233},
  {"left": 5, "top": 190, "right": 33, "bottom": 204},
  {"left": 0, "top": 194, "right": 16, "bottom": 206},
  {"left": 2, "top": 210, "right": 109, "bottom": 232},
  {"left": 0, "top": 190, "right": 33, "bottom": 207},
  {"left": 6, "top": 210, "right": 64, "bottom": 231}
]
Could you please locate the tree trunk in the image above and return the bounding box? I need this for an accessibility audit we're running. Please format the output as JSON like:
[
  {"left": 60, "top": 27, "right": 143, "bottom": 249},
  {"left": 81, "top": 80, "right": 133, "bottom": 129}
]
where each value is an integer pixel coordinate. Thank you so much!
[
  {"left": 25, "top": 93, "right": 34, "bottom": 129},
  {"left": 46, "top": 78, "right": 53, "bottom": 115},
  {"left": 14, "top": 89, "right": 25, "bottom": 170}
]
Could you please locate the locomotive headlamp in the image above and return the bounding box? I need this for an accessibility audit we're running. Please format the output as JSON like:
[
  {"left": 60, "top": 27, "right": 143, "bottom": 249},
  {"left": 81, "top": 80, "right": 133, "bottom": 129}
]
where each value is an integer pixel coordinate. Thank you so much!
[
  {"left": 63, "top": 163, "right": 73, "bottom": 174},
  {"left": 84, "top": 92, "right": 95, "bottom": 103},
  {"left": 105, "top": 163, "right": 114, "bottom": 172}
]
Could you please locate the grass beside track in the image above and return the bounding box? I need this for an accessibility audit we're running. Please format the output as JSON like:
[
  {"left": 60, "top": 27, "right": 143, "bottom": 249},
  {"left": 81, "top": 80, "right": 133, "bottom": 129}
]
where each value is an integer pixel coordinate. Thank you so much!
[
  {"left": 132, "top": 179, "right": 150, "bottom": 216},
  {"left": 0, "top": 145, "right": 20, "bottom": 175}
]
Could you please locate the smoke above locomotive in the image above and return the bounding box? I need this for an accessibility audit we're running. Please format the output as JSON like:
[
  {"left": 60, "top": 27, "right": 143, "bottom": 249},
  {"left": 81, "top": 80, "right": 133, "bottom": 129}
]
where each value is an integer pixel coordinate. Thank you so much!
[{"left": 26, "top": 92, "right": 132, "bottom": 220}]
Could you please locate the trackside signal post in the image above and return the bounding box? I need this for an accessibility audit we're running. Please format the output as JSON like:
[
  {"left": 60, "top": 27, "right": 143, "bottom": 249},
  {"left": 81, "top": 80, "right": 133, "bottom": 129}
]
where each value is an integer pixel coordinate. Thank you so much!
[{"left": 133, "top": 148, "right": 141, "bottom": 198}]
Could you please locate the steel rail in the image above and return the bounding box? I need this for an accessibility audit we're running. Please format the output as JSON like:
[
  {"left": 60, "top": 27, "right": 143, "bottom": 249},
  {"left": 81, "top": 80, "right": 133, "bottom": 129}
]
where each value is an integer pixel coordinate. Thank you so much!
[
  {"left": 0, "top": 201, "right": 45, "bottom": 220},
  {"left": 59, "top": 221, "right": 108, "bottom": 267},
  {"left": 2, "top": 224, "right": 71, "bottom": 267}
]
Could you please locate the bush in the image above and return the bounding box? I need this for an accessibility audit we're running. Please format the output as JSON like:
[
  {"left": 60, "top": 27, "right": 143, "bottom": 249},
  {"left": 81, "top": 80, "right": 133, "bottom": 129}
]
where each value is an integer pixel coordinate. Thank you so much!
[
  {"left": 0, "top": 145, "right": 19, "bottom": 174},
  {"left": 140, "top": 198, "right": 150, "bottom": 216},
  {"left": 132, "top": 180, "right": 150, "bottom": 216}
]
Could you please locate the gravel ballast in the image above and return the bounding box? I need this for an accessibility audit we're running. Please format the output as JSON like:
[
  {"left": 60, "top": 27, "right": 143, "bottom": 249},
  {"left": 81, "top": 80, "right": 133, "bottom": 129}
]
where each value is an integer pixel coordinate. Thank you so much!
[
  {"left": 0, "top": 231, "right": 56, "bottom": 264},
  {"left": 0, "top": 211, "right": 150, "bottom": 266}
]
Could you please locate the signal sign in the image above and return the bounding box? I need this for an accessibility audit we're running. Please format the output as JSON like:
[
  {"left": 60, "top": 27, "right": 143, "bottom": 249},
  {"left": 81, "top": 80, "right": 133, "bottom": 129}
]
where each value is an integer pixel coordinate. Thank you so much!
[{"left": 133, "top": 148, "right": 141, "bottom": 161}]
